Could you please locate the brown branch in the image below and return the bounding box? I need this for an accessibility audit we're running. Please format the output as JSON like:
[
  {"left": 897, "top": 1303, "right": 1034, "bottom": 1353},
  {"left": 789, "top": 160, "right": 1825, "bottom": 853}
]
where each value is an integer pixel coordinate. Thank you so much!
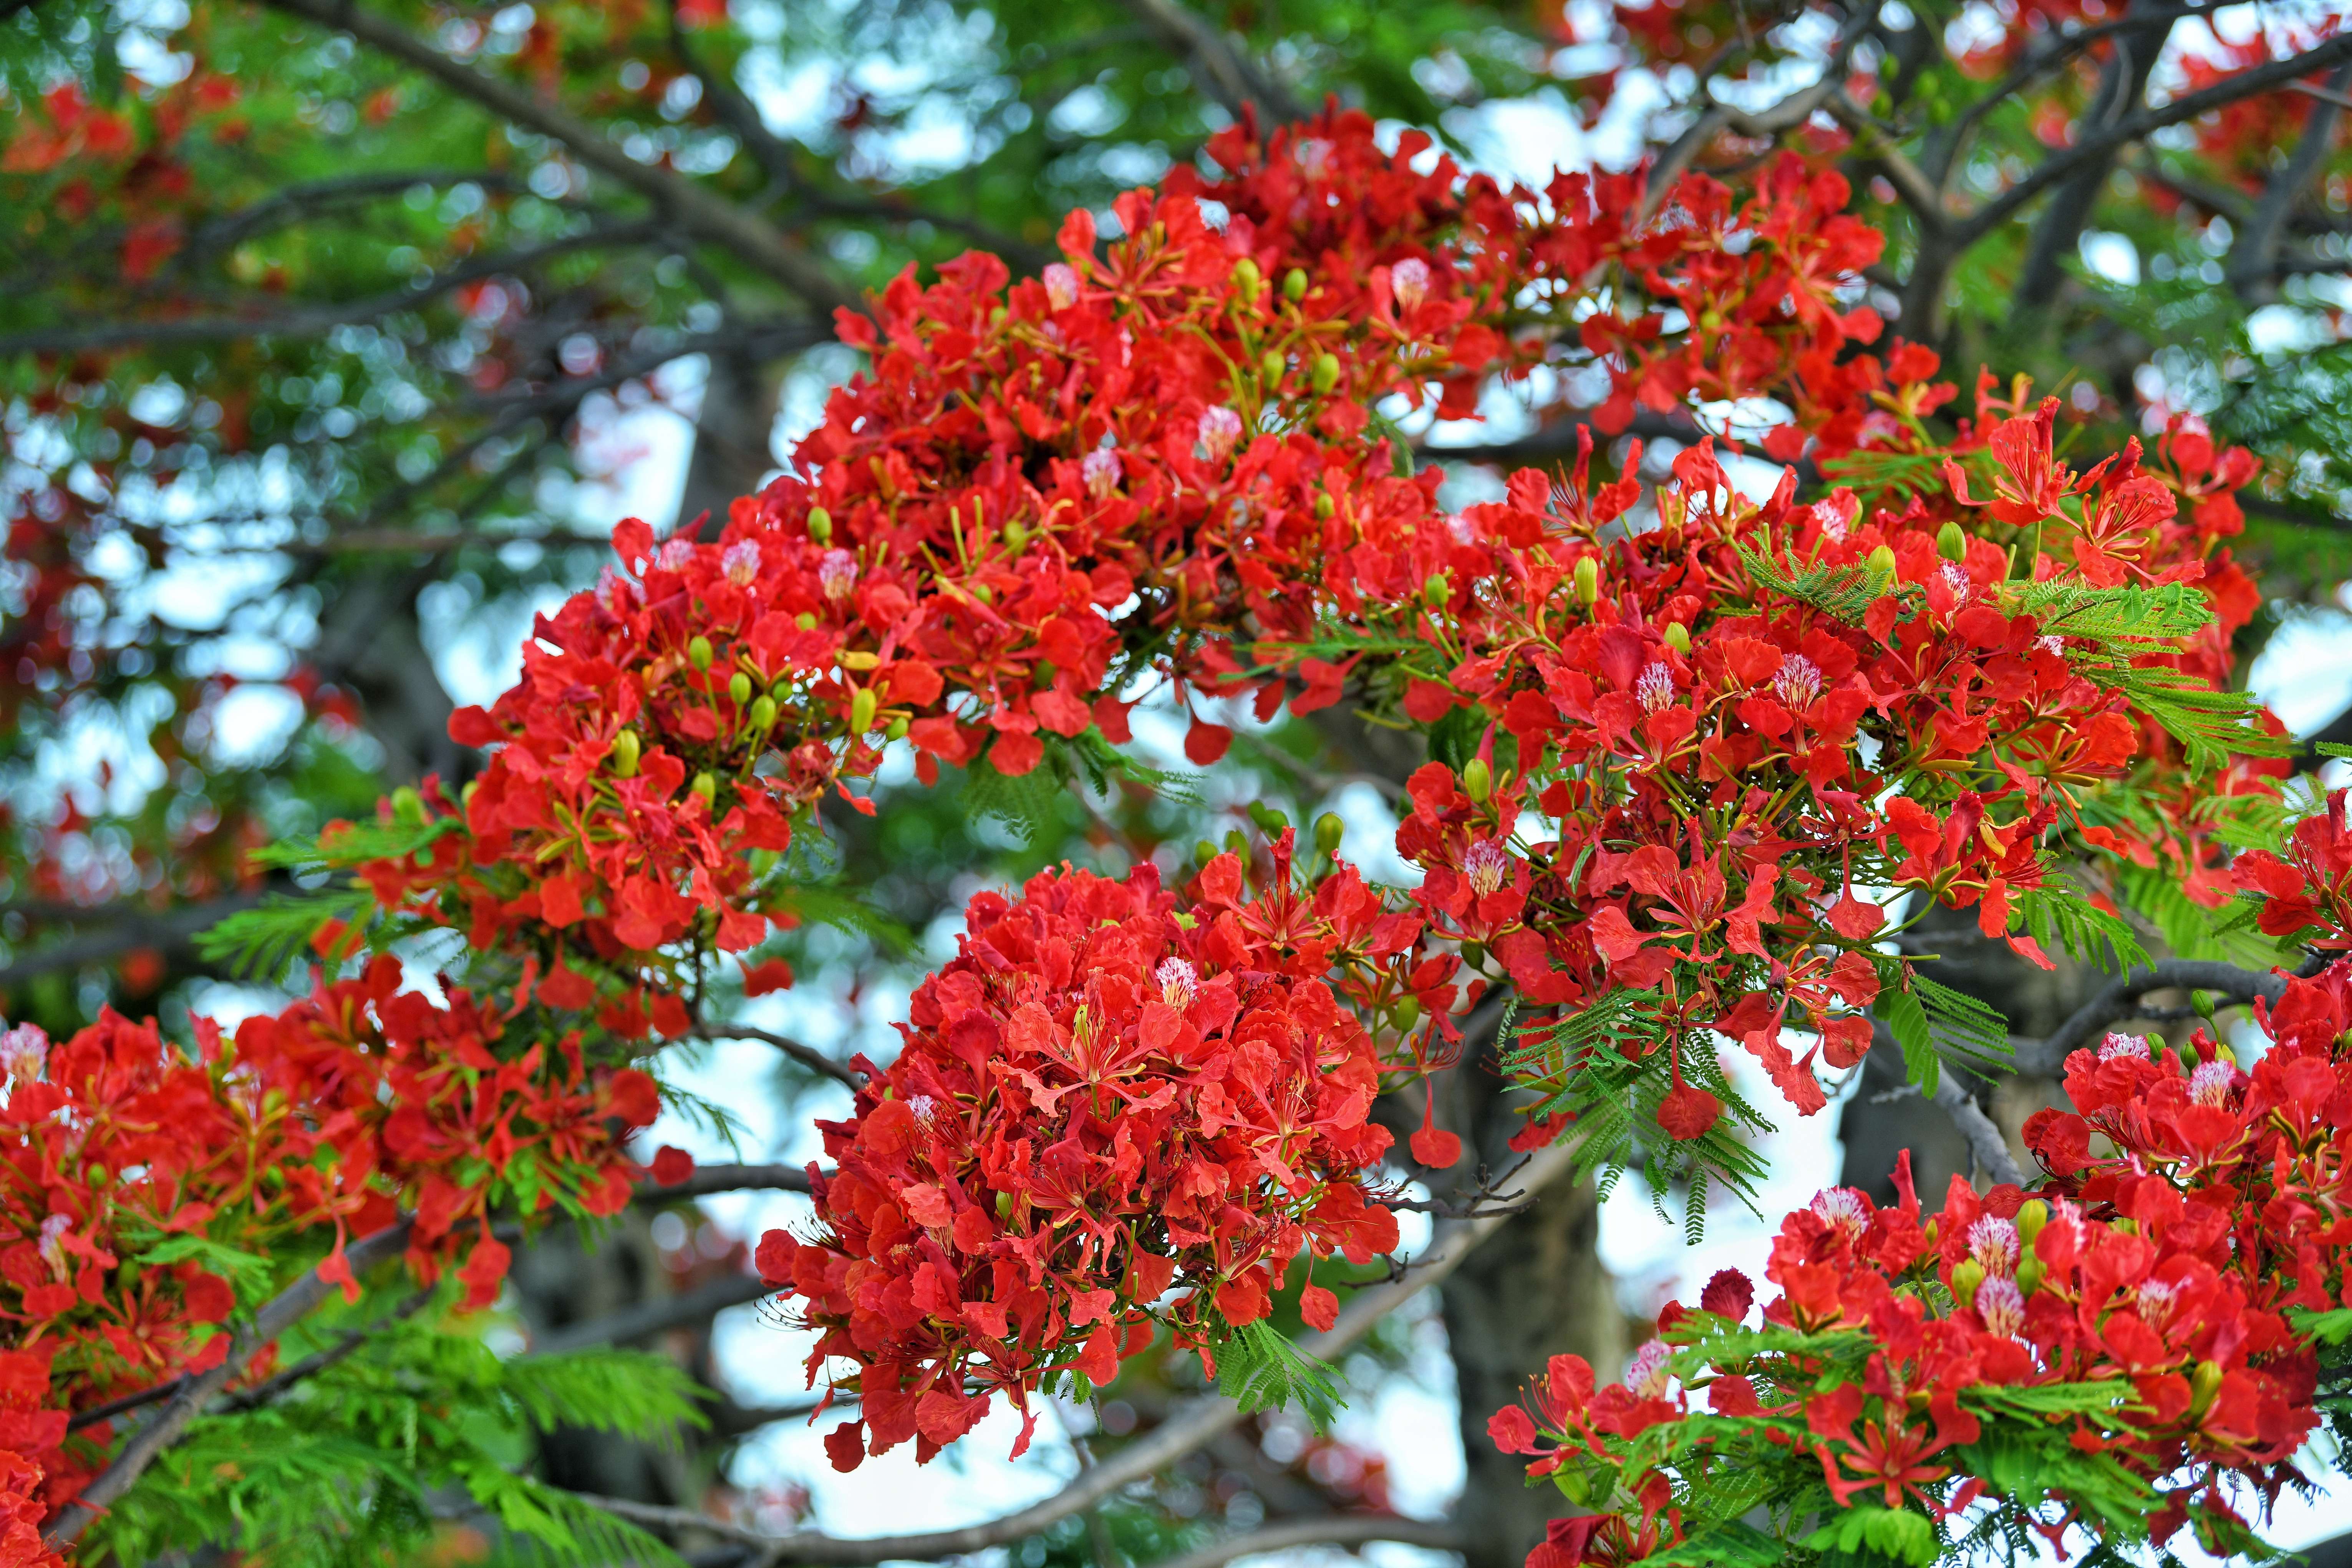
[
  {"left": 44, "top": 1219, "right": 417, "bottom": 1549},
  {"left": 258, "top": 0, "right": 856, "bottom": 315},
  {"left": 531, "top": 1273, "right": 769, "bottom": 1355},
  {"left": 1933, "top": 1076, "right": 2027, "bottom": 1188},
  {"left": 2014, "top": 958, "right": 2296, "bottom": 1076},
  {"left": 2230, "top": 60, "right": 2352, "bottom": 297},
  {"left": 0, "top": 222, "right": 661, "bottom": 356},
  {"left": 1117, "top": 0, "right": 1304, "bottom": 125},
  {"left": 1961, "top": 30, "right": 2352, "bottom": 243},
  {"left": 1152, "top": 1515, "right": 1463, "bottom": 1568},
  {"left": 690, "top": 1024, "right": 863, "bottom": 1088},
  {"left": 0, "top": 891, "right": 267, "bottom": 989},
  {"left": 637, "top": 1162, "right": 815, "bottom": 1200}
]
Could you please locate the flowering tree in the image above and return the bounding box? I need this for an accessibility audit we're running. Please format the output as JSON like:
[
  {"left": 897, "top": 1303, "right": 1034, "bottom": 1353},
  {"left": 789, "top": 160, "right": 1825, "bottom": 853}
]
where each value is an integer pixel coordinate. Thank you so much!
[{"left": 12, "top": 2, "right": 2352, "bottom": 1568}]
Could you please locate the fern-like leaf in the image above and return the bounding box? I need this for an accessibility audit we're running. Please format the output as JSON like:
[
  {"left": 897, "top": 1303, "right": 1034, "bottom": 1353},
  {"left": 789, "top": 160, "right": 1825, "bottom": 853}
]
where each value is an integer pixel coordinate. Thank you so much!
[{"left": 1213, "top": 1318, "right": 1346, "bottom": 1428}]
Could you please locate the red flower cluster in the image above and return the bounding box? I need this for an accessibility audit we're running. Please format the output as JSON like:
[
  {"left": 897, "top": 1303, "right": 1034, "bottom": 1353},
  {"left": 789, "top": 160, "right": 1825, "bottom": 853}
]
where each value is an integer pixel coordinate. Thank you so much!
[
  {"left": 1492, "top": 830, "right": 2352, "bottom": 1563},
  {"left": 756, "top": 834, "right": 1443, "bottom": 1469},
  {"left": 0, "top": 965, "right": 662, "bottom": 1539}
]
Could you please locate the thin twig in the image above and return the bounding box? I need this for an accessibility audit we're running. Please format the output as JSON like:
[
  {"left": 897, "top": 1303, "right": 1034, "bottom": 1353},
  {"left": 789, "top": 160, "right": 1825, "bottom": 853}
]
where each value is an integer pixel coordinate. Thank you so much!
[{"left": 689, "top": 1024, "right": 864, "bottom": 1088}]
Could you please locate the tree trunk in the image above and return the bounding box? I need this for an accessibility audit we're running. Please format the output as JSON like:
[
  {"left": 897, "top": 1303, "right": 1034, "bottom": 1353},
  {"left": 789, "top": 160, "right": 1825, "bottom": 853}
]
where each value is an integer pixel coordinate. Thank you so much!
[{"left": 682, "top": 345, "right": 781, "bottom": 542}]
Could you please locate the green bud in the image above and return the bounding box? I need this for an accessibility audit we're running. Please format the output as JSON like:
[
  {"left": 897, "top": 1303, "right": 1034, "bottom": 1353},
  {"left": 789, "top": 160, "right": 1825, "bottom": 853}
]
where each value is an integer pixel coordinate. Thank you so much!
[
  {"left": 1462, "top": 757, "right": 1493, "bottom": 803},
  {"left": 2015, "top": 1198, "right": 2049, "bottom": 1244},
  {"left": 687, "top": 635, "right": 714, "bottom": 672},
  {"left": 1865, "top": 543, "right": 1899, "bottom": 578},
  {"left": 1224, "top": 829, "right": 1250, "bottom": 858},
  {"left": 1283, "top": 267, "right": 1308, "bottom": 302},
  {"left": 850, "top": 688, "right": 878, "bottom": 734},
  {"left": 2190, "top": 1359, "right": 2224, "bottom": 1417},
  {"left": 729, "top": 671, "right": 754, "bottom": 706},
  {"left": 1311, "top": 352, "right": 1340, "bottom": 394},
  {"left": 2016, "top": 1256, "right": 2045, "bottom": 1296},
  {"left": 691, "top": 771, "right": 717, "bottom": 806},
  {"left": 1574, "top": 555, "right": 1599, "bottom": 607},
  {"left": 1393, "top": 995, "right": 1422, "bottom": 1031},
  {"left": 972, "top": 583, "right": 995, "bottom": 605},
  {"left": 807, "top": 506, "right": 833, "bottom": 544},
  {"left": 1194, "top": 839, "right": 1220, "bottom": 867},
  {"left": 1232, "top": 257, "right": 1263, "bottom": 303},
  {"left": 390, "top": 785, "right": 425, "bottom": 825},
  {"left": 988, "top": 305, "right": 1007, "bottom": 327},
  {"left": 748, "top": 695, "right": 777, "bottom": 731},
  {"left": 796, "top": 611, "right": 819, "bottom": 631},
  {"left": 995, "top": 1190, "right": 1014, "bottom": 1220},
  {"left": 1424, "top": 572, "right": 1449, "bottom": 607},
  {"left": 885, "top": 715, "right": 910, "bottom": 742},
  {"left": 1314, "top": 492, "right": 1335, "bottom": 519},
  {"left": 1247, "top": 802, "right": 1290, "bottom": 837},
  {"left": 1314, "top": 811, "right": 1345, "bottom": 856},
  {"left": 1936, "top": 520, "right": 1968, "bottom": 562},
  {"left": 2191, "top": 988, "right": 2217, "bottom": 1021},
  {"left": 1663, "top": 622, "right": 1691, "bottom": 654},
  {"left": 1950, "top": 1258, "right": 1985, "bottom": 1308},
  {"left": 1460, "top": 940, "right": 1487, "bottom": 971},
  {"left": 1002, "top": 520, "right": 1029, "bottom": 549},
  {"left": 609, "top": 729, "right": 641, "bottom": 778},
  {"left": 460, "top": 779, "right": 479, "bottom": 808},
  {"left": 1260, "top": 349, "right": 1286, "bottom": 386}
]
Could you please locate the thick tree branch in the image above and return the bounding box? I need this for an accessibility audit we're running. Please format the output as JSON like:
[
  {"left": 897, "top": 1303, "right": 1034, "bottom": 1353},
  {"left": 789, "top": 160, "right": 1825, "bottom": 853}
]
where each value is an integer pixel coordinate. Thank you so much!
[
  {"left": 0, "top": 222, "right": 661, "bottom": 356},
  {"left": 690, "top": 1023, "right": 863, "bottom": 1087},
  {"left": 0, "top": 891, "right": 266, "bottom": 989},
  {"left": 257, "top": 0, "right": 856, "bottom": 315},
  {"left": 1961, "top": 31, "right": 2352, "bottom": 244},
  {"left": 1152, "top": 1515, "right": 1464, "bottom": 1568},
  {"left": 1118, "top": 0, "right": 1304, "bottom": 125},
  {"left": 569, "top": 1138, "right": 1578, "bottom": 1565},
  {"left": 44, "top": 1220, "right": 416, "bottom": 1548},
  {"left": 2014, "top": 959, "right": 2295, "bottom": 1075},
  {"left": 532, "top": 1273, "right": 769, "bottom": 1354},
  {"left": 1932, "top": 1077, "right": 2027, "bottom": 1188},
  {"left": 637, "top": 1162, "right": 814, "bottom": 1200}
]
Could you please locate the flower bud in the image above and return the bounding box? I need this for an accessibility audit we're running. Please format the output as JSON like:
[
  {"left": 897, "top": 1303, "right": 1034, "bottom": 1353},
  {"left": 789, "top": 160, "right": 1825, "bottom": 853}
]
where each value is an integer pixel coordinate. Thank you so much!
[
  {"left": 687, "top": 635, "right": 714, "bottom": 672},
  {"left": 995, "top": 1190, "right": 1014, "bottom": 1220},
  {"left": 1314, "top": 492, "right": 1335, "bottom": 518},
  {"left": 1194, "top": 839, "right": 1219, "bottom": 867},
  {"left": 1311, "top": 352, "right": 1340, "bottom": 394},
  {"left": 2190, "top": 1359, "right": 2224, "bottom": 1418},
  {"left": 1394, "top": 995, "right": 1421, "bottom": 1031},
  {"left": 886, "top": 715, "right": 910, "bottom": 741},
  {"left": 610, "top": 729, "right": 641, "bottom": 778},
  {"left": 1936, "top": 521, "right": 1968, "bottom": 562},
  {"left": 1575, "top": 556, "right": 1599, "bottom": 607},
  {"left": 1314, "top": 811, "right": 1345, "bottom": 855},
  {"left": 2016, "top": 1256, "right": 2045, "bottom": 1296},
  {"left": 850, "top": 688, "right": 878, "bottom": 734},
  {"left": 691, "top": 771, "right": 717, "bottom": 806},
  {"left": 729, "top": 671, "right": 753, "bottom": 706},
  {"left": 1260, "top": 349, "right": 1286, "bottom": 386},
  {"left": 1950, "top": 1258, "right": 1985, "bottom": 1308},
  {"left": 1865, "top": 543, "right": 1898, "bottom": 578},
  {"left": 796, "top": 611, "right": 819, "bottom": 630},
  {"left": 972, "top": 583, "right": 995, "bottom": 604},
  {"left": 1461, "top": 940, "right": 1487, "bottom": 971},
  {"left": 1002, "top": 520, "right": 1029, "bottom": 549},
  {"left": 1283, "top": 267, "right": 1308, "bottom": 302},
  {"left": 1663, "top": 622, "right": 1691, "bottom": 654},
  {"left": 748, "top": 695, "right": 777, "bottom": 731},
  {"left": 390, "top": 785, "right": 425, "bottom": 824},
  {"left": 1462, "top": 757, "right": 1493, "bottom": 803},
  {"left": 1232, "top": 257, "right": 1263, "bottom": 303},
  {"left": 1423, "top": 572, "right": 1449, "bottom": 607},
  {"left": 807, "top": 506, "right": 833, "bottom": 544},
  {"left": 2015, "top": 1198, "right": 2049, "bottom": 1244}
]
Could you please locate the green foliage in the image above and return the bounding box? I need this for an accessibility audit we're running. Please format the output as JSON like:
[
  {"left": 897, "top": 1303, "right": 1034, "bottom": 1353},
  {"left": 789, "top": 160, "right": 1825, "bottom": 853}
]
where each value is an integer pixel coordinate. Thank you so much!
[
  {"left": 194, "top": 883, "right": 378, "bottom": 981},
  {"left": 2010, "top": 882, "right": 2150, "bottom": 974},
  {"left": 2001, "top": 578, "right": 2213, "bottom": 645},
  {"left": 1734, "top": 542, "right": 1894, "bottom": 624},
  {"left": 2112, "top": 862, "right": 2286, "bottom": 968},
  {"left": 1801, "top": 1506, "right": 1940, "bottom": 1566},
  {"left": 1212, "top": 1318, "right": 1346, "bottom": 1428},
  {"left": 94, "top": 1299, "right": 706, "bottom": 1568},
  {"left": 1877, "top": 972, "right": 2012, "bottom": 1097},
  {"left": 2072, "top": 654, "right": 2288, "bottom": 773},
  {"left": 1505, "top": 994, "right": 1774, "bottom": 1225}
]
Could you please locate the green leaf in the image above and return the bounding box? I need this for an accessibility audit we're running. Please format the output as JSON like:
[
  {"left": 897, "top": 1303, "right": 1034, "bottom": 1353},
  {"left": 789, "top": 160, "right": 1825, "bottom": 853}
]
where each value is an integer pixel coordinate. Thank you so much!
[
  {"left": 1213, "top": 1318, "right": 1346, "bottom": 1428},
  {"left": 194, "top": 885, "right": 376, "bottom": 980},
  {"left": 2011, "top": 883, "right": 2150, "bottom": 974},
  {"left": 1735, "top": 542, "right": 1893, "bottom": 624},
  {"left": 1801, "top": 1507, "right": 1941, "bottom": 1567}
]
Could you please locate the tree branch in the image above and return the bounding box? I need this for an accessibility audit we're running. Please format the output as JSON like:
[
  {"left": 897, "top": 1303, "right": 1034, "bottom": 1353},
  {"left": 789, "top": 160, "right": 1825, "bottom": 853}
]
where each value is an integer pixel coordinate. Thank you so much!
[
  {"left": 1961, "top": 31, "right": 2352, "bottom": 243},
  {"left": 637, "top": 1162, "right": 814, "bottom": 1200},
  {"left": 257, "top": 0, "right": 856, "bottom": 315},
  {"left": 1933, "top": 1076, "right": 2027, "bottom": 1188},
  {"left": 1152, "top": 1515, "right": 1463, "bottom": 1568},
  {"left": 2229, "top": 59, "right": 2352, "bottom": 297},
  {"left": 690, "top": 1024, "right": 863, "bottom": 1088},
  {"left": 1117, "top": 0, "right": 1304, "bottom": 125},
  {"left": 0, "top": 891, "right": 267, "bottom": 989},
  {"left": 531, "top": 1273, "right": 769, "bottom": 1354},
  {"left": 2013, "top": 958, "right": 2295, "bottom": 1075},
  {"left": 44, "top": 1220, "right": 417, "bottom": 1549}
]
